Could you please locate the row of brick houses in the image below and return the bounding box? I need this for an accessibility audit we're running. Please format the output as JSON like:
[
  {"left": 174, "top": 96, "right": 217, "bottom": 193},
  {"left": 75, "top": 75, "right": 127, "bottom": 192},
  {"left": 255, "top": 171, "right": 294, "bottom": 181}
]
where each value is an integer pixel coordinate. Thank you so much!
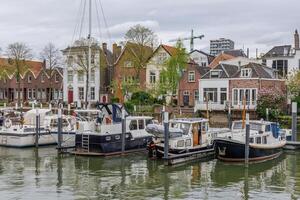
[{"left": 0, "top": 58, "right": 63, "bottom": 104}]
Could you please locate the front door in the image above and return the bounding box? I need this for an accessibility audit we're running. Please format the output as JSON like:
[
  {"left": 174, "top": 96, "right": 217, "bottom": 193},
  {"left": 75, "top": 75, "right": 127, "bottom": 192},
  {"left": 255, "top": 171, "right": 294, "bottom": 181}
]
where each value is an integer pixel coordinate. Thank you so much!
[
  {"left": 183, "top": 95, "right": 189, "bottom": 106},
  {"left": 68, "top": 89, "right": 73, "bottom": 103}
]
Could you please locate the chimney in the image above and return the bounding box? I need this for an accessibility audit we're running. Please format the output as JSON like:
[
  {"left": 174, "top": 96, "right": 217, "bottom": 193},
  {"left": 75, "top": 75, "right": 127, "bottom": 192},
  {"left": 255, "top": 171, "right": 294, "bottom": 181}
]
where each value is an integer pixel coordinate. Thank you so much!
[
  {"left": 112, "top": 43, "right": 122, "bottom": 62},
  {"left": 295, "top": 29, "right": 299, "bottom": 49},
  {"left": 43, "top": 59, "right": 47, "bottom": 69},
  {"left": 102, "top": 42, "right": 107, "bottom": 51},
  {"left": 247, "top": 48, "right": 249, "bottom": 58}
]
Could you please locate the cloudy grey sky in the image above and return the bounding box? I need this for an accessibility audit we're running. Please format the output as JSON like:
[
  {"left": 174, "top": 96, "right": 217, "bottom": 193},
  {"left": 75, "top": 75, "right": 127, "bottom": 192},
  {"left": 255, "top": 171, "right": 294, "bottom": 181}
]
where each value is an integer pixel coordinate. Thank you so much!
[{"left": 0, "top": 0, "right": 299, "bottom": 58}]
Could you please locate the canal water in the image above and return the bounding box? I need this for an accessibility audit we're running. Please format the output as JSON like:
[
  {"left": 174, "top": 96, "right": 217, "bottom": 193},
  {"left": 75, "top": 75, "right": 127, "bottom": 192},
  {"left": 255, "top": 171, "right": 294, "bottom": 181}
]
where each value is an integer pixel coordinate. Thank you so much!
[{"left": 0, "top": 147, "right": 299, "bottom": 200}]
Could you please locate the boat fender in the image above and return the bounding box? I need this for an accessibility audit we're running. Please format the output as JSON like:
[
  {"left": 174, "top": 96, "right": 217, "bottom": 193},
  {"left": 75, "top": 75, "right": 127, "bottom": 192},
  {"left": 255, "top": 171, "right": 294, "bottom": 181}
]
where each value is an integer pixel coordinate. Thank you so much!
[{"left": 4, "top": 119, "right": 12, "bottom": 129}]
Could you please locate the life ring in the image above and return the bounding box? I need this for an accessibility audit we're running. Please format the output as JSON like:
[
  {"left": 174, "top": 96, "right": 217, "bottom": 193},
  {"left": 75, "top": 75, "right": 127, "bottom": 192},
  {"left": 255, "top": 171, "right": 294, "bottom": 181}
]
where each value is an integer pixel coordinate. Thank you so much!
[{"left": 4, "top": 119, "right": 12, "bottom": 129}]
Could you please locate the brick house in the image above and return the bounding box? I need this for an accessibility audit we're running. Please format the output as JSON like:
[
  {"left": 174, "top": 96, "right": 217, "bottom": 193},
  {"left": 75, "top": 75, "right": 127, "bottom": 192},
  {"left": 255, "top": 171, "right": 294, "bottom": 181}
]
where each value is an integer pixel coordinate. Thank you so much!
[
  {"left": 0, "top": 58, "right": 63, "bottom": 103},
  {"left": 178, "top": 62, "right": 210, "bottom": 107},
  {"left": 113, "top": 42, "right": 153, "bottom": 99}
]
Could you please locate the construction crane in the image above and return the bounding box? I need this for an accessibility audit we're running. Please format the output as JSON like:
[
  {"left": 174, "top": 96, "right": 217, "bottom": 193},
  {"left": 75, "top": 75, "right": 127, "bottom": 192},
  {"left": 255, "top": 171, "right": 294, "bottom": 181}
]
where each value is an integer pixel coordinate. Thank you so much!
[{"left": 169, "top": 29, "right": 204, "bottom": 52}]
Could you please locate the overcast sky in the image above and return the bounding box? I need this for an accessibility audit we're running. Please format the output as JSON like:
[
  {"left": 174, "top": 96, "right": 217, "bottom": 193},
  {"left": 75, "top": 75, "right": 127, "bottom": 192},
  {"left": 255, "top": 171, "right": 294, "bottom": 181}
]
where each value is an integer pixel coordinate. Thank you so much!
[{"left": 0, "top": 0, "right": 299, "bottom": 58}]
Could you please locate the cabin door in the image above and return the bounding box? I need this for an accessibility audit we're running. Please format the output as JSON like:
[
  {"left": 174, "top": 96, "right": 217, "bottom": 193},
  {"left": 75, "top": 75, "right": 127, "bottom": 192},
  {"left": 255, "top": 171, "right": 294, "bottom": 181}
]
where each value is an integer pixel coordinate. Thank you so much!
[
  {"left": 193, "top": 124, "right": 200, "bottom": 146},
  {"left": 68, "top": 89, "right": 73, "bottom": 103}
]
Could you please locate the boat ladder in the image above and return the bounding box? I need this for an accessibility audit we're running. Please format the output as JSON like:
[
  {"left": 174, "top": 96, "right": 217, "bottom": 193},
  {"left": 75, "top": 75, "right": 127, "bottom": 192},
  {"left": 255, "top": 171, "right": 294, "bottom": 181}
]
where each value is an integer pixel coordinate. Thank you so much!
[{"left": 81, "top": 134, "right": 90, "bottom": 152}]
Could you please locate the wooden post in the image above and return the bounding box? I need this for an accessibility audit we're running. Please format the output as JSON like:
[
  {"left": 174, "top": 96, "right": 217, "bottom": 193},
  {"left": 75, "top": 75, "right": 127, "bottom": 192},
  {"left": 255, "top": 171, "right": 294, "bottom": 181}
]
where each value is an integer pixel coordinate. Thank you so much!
[
  {"left": 245, "top": 113, "right": 250, "bottom": 165},
  {"left": 57, "top": 108, "right": 62, "bottom": 152},
  {"left": 228, "top": 101, "right": 232, "bottom": 129},
  {"left": 121, "top": 108, "right": 126, "bottom": 154},
  {"left": 242, "top": 96, "right": 246, "bottom": 129},
  {"left": 68, "top": 104, "right": 71, "bottom": 116},
  {"left": 163, "top": 111, "right": 169, "bottom": 160},
  {"left": 35, "top": 109, "right": 39, "bottom": 148},
  {"left": 266, "top": 108, "right": 269, "bottom": 121},
  {"left": 292, "top": 102, "right": 297, "bottom": 141}
]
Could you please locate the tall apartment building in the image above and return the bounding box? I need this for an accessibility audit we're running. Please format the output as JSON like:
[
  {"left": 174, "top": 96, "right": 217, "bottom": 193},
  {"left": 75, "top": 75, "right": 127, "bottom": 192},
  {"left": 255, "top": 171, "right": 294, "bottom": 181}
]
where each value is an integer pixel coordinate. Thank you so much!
[{"left": 210, "top": 38, "right": 235, "bottom": 56}]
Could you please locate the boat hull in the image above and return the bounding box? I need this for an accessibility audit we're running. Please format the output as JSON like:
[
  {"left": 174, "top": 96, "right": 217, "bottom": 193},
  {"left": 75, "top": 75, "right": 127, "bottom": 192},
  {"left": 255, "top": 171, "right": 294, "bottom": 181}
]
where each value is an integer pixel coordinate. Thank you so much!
[
  {"left": 214, "top": 138, "right": 284, "bottom": 162},
  {"left": 0, "top": 132, "right": 56, "bottom": 147},
  {"left": 75, "top": 133, "right": 153, "bottom": 154}
]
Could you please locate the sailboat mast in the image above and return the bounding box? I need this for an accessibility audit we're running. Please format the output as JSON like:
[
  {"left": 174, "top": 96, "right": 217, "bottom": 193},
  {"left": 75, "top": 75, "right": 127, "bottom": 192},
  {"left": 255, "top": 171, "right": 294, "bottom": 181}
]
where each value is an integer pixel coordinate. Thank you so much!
[{"left": 87, "top": 0, "right": 92, "bottom": 107}]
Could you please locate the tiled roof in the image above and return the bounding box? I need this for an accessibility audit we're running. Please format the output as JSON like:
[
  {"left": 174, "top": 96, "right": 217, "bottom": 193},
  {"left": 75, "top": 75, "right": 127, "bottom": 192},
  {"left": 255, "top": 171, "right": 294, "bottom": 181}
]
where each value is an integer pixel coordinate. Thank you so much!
[
  {"left": 161, "top": 44, "right": 177, "bottom": 56},
  {"left": 202, "top": 64, "right": 238, "bottom": 79},
  {"left": 189, "top": 49, "right": 215, "bottom": 64},
  {"left": 231, "top": 62, "right": 279, "bottom": 79},
  {"left": 208, "top": 53, "right": 235, "bottom": 68},
  {"left": 0, "top": 58, "right": 44, "bottom": 78},
  {"left": 223, "top": 49, "right": 247, "bottom": 57},
  {"left": 263, "top": 45, "right": 292, "bottom": 57}
]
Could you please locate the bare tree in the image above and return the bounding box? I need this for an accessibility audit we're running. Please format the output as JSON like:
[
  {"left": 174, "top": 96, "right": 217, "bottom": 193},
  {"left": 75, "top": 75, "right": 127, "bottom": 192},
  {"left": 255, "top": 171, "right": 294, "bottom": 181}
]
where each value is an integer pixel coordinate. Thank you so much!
[
  {"left": 125, "top": 24, "right": 156, "bottom": 79},
  {"left": 6, "top": 42, "right": 32, "bottom": 105},
  {"left": 40, "top": 43, "right": 61, "bottom": 101}
]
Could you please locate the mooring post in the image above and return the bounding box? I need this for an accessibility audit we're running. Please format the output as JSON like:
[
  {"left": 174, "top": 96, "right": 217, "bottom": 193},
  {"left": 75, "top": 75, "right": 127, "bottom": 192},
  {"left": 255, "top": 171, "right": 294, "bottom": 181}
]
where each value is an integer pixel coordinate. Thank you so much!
[
  {"left": 68, "top": 104, "right": 71, "bottom": 116},
  {"left": 228, "top": 102, "right": 232, "bottom": 129},
  {"left": 3, "top": 102, "right": 6, "bottom": 108},
  {"left": 245, "top": 113, "right": 250, "bottom": 166},
  {"left": 121, "top": 108, "right": 126, "bottom": 154},
  {"left": 292, "top": 102, "right": 297, "bottom": 141},
  {"left": 266, "top": 108, "right": 269, "bottom": 121},
  {"left": 49, "top": 103, "right": 52, "bottom": 111},
  {"left": 57, "top": 108, "right": 62, "bottom": 152},
  {"left": 15, "top": 103, "right": 18, "bottom": 110},
  {"left": 35, "top": 109, "right": 39, "bottom": 148},
  {"left": 163, "top": 111, "right": 169, "bottom": 161}
]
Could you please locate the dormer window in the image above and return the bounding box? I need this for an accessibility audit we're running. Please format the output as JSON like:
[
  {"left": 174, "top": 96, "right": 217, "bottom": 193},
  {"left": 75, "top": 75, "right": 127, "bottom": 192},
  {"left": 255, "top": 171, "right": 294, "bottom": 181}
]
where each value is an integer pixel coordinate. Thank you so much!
[
  {"left": 157, "top": 52, "right": 168, "bottom": 64},
  {"left": 210, "top": 70, "right": 220, "bottom": 78},
  {"left": 124, "top": 61, "right": 133, "bottom": 68},
  {"left": 241, "top": 68, "right": 251, "bottom": 78},
  {"left": 28, "top": 75, "right": 32, "bottom": 83}
]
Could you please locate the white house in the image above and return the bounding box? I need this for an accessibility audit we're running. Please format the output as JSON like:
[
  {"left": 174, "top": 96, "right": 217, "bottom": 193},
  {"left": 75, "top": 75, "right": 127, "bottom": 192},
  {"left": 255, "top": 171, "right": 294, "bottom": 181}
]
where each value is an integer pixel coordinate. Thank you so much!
[
  {"left": 262, "top": 30, "right": 300, "bottom": 77},
  {"left": 189, "top": 50, "right": 214, "bottom": 67},
  {"left": 62, "top": 42, "right": 101, "bottom": 106}
]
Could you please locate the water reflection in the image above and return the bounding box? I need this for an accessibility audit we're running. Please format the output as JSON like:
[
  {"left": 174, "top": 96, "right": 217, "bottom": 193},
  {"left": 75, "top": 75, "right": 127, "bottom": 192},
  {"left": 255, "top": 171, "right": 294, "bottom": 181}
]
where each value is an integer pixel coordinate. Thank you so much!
[{"left": 0, "top": 147, "right": 299, "bottom": 199}]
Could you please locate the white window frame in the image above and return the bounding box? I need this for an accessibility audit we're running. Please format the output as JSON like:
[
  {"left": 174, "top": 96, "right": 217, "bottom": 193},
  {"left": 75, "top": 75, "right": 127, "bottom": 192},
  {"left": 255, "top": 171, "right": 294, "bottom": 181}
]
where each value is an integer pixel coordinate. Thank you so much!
[
  {"left": 91, "top": 69, "right": 95, "bottom": 83},
  {"left": 90, "top": 87, "right": 95, "bottom": 100},
  {"left": 241, "top": 68, "right": 251, "bottom": 78},
  {"left": 28, "top": 75, "right": 32, "bottom": 83},
  {"left": 188, "top": 71, "right": 195, "bottom": 82},
  {"left": 67, "top": 71, "right": 73, "bottom": 83},
  {"left": 232, "top": 88, "right": 257, "bottom": 106},
  {"left": 78, "top": 71, "right": 84, "bottom": 83},
  {"left": 150, "top": 71, "right": 156, "bottom": 84},
  {"left": 78, "top": 87, "right": 84, "bottom": 100}
]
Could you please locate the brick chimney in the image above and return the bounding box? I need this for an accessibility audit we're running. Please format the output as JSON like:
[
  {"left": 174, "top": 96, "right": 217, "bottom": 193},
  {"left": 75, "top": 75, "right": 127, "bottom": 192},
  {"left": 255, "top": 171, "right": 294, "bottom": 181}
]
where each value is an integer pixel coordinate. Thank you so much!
[
  {"left": 102, "top": 42, "right": 107, "bottom": 51},
  {"left": 112, "top": 43, "right": 122, "bottom": 62},
  {"left": 295, "top": 29, "right": 299, "bottom": 49}
]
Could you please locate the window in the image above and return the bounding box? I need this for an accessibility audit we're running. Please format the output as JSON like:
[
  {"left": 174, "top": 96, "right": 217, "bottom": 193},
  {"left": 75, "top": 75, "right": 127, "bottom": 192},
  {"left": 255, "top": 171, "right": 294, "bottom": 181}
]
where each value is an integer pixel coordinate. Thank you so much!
[
  {"left": 263, "top": 136, "right": 267, "bottom": 144},
  {"left": 256, "top": 137, "right": 261, "bottom": 144},
  {"left": 138, "top": 120, "right": 144, "bottom": 130},
  {"left": 115, "top": 135, "right": 120, "bottom": 140},
  {"left": 41, "top": 74, "right": 45, "bottom": 83},
  {"left": 78, "top": 71, "right": 84, "bottom": 82},
  {"left": 210, "top": 70, "right": 220, "bottom": 78},
  {"left": 32, "top": 89, "right": 36, "bottom": 99},
  {"left": 203, "top": 88, "right": 218, "bottom": 102},
  {"left": 68, "top": 71, "right": 73, "bottom": 83},
  {"left": 67, "top": 56, "right": 73, "bottom": 65},
  {"left": 201, "top": 62, "right": 207, "bottom": 67},
  {"left": 28, "top": 75, "right": 32, "bottom": 83},
  {"left": 249, "top": 138, "right": 254, "bottom": 143},
  {"left": 124, "top": 61, "right": 133, "bottom": 67},
  {"left": 239, "top": 89, "right": 244, "bottom": 104},
  {"left": 78, "top": 87, "right": 84, "bottom": 100},
  {"left": 241, "top": 68, "right": 251, "bottom": 77},
  {"left": 37, "top": 89, "right": 41, "bottom": 99},
  {"left": 188, "top": 71, "right": 195, "bottom": 82},
  {"left": 233, "top": 89, "right": 238, "bottom": 105},
  {"left": 272, "top": 60, "right": 288, "bottom": 77},
  {"left": 129, "top": 120, "right": 137, "bottom": 130},
  {"left": 185, "top": 139, "right": 191, "bottom": 147},
  {"left": 245, "top": 89, "right": 250, "bottom": 105},
  {"left": 157, "top": 52, "right": 168, "bottom": 64},
  {"left": 252, "top": 89, "right": 257, "bottom": 105},
  {"left": 55, "top": 73, "right": 59, "bottom": 82},
  {"left": 146, "top": 119, "right": 153, "bottom": 126},
  {"left": 194, "top": 90, "right": 199, "bottom": 101},
  {"left": 90, "top": 87, "right": 95, "bottom": 100},
  {"left": 91, "top": 55, "right": 95, "bottom": 64},
  {"left": 177, "top": 140, "right": 184, "bottom": 147},
  {"left": 220, "top": 88, "right": 227, "bottom": 104},
  {"left": 150, "top": 71, "right": 156, "bottom": 84},
  {"left": 91, "top": 69, "right": 95, "bottom": 83}
]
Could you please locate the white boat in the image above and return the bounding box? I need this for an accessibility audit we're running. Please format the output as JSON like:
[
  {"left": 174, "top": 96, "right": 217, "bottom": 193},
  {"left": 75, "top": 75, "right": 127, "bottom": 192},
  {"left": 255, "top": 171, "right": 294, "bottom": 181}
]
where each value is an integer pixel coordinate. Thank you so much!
[
  {"left": 214, "top": 120, "right": 286, "bottom": 162},
  {"left": 0, "top": 109, "right": 56, "bottom": 147},
  {"left": 146, "top": 118, "right": 220, "bottom": 165},
  {"left": 45, "top": 114, "right": 77, "bottom": 147}
]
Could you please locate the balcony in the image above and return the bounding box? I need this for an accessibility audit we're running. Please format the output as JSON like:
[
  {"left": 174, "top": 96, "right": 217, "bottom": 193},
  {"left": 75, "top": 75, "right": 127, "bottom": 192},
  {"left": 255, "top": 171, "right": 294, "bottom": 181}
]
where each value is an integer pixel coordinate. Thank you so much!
[{"left": 194, "top": 100, "right": 257, "bottom": 112}]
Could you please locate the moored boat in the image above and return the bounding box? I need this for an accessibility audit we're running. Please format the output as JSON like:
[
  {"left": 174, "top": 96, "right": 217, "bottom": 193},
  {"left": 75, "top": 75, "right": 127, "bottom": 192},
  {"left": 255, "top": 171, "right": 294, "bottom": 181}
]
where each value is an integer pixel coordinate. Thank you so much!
[
  {"left": 214, "top": 120, "right": 286, "bottom": 162},
  {"left": 146, "top": 118, "right": 219, "bottom": 165}
]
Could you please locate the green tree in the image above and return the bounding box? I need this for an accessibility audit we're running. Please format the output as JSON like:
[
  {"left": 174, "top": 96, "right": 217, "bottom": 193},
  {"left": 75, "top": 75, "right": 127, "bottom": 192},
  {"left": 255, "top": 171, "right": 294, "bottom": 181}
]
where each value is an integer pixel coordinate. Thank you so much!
[
  {"left": 6, "top": 42, "right": 32, "bottom": 105},
  {"left": 157, "top": 40, "right": 188, "bottom": 97},
  {"left": 287, "top": 70, "right": 300, "bottom": 104}
]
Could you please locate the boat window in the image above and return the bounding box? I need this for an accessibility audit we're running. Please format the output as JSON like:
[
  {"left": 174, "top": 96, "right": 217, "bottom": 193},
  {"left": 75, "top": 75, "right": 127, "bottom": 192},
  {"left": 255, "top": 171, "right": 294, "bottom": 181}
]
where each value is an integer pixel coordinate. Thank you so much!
[
  {"left": 249, "top": 138, "right": 254, "bottom": 143},
  {"left": 265, "top": 125, "right": 271, "bottom": 132},
  {"left": 129, "top": 120, "right": 138, "bottom": 130},
  {"left": 180, "top": 123, "right": 190, "bottom": 135},
  {"left": 105, "top": 136, "right": 111, "bottom": 141},
  {"left": 249, "top": 123, "right": 262, "bottom": 131},
  {"left": 185, "top": 139, "right": 191, "bottom": 147},
  {"left": 256, "top": 137, "right": 261, "bottom": 144},
  {"left": 145, "top": 119, "right": 153, "bottom": 126},
  {"left": 115, "top": 135, "right": 120, "bottom": 140},
  {"left": 201, "top": 123, "right": 207, "bottom": 133},
  {"left": 263, "top": 136, "right": 267, "bottom": 144},
  {"left": 125, "top": 134, "right": 130, "bottom": 139},
  {"left": 177, "top": 140, "right": 184, "bottom": 147},
  {"left": 138, "top": 119, "right": 144, "bottom": 130}
]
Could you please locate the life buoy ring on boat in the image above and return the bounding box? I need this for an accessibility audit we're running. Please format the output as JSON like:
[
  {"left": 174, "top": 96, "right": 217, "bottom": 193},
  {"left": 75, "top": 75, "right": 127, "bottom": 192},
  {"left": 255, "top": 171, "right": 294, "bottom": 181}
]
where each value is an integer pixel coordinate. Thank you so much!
[
  {"left": 4, "top": 119, "right": 12, "bottom": 129},
  {"left": 105, "top": 116, "right": 112, "bottom": 124}
]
